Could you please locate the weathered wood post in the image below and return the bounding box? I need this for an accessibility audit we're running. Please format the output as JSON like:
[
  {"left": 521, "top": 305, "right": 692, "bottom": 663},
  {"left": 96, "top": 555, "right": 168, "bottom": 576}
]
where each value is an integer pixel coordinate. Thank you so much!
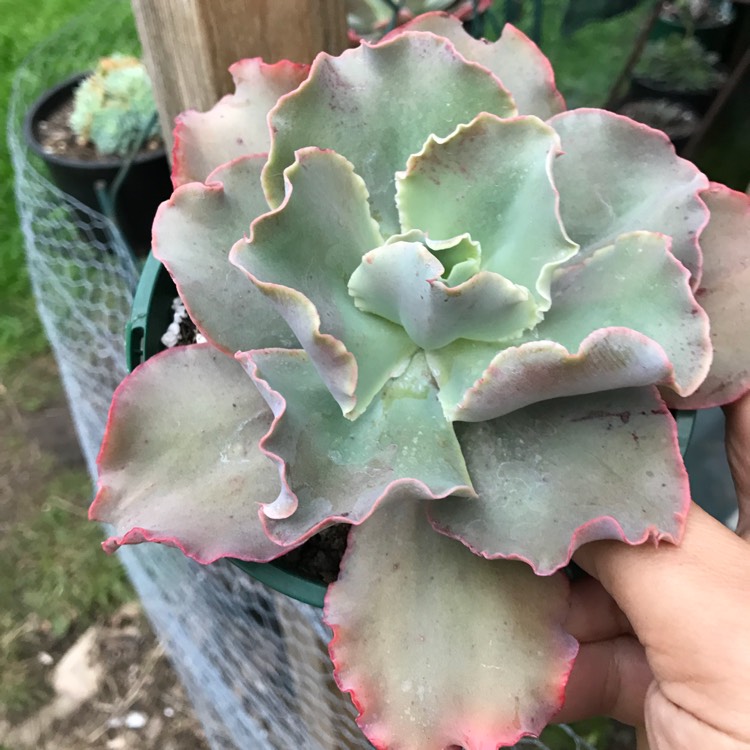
[
  {"left": 131, "top": 0, "right": 348, "bottom": 152},
  {"left": 129, "top": 1, "right": 356, "bottom": 746}
]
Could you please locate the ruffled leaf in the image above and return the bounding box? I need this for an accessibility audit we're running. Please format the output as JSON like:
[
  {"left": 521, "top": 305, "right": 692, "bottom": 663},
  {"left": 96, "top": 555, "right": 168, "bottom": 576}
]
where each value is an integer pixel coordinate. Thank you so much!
[
  {"left": 397, "top": 113, "right": 578, "bottom": 310},
  {"left": 232, "top": 148, "right": 416, "bottom": 418},
  {"left": 263, "top": 32, "right": 517, "bottom": 235},
  {"left": 325, "top": 500, "right": 577, "bottom": 750},
  {"left": 153, "top": 155, "right": 298, "bottom": 354},
  {"left": 666, "top": 184, "right": 750, "bottom": 409},
  {"left": 393, "top": 13, "right": 566, "bottom": 119},
  {"left": 91, "top": 345, "right": 285, "bottom": 564},
  {"left": 237, "top": 349, "right": 474, "bottom": 545},
  {"left": 549, "top": 109, "right": 709, "bottom": 283},
  {"left": 431, "top": 232, "right": 711, "bottom": 421},
  {"left": 171, "top": 58, "right": 308, "bottom": 187},
  {"left": 429, "top": 387, "right": 690, "bottom": 575},
  {"left": 348, "top": 238, "right": 539, "bottom": 349}
]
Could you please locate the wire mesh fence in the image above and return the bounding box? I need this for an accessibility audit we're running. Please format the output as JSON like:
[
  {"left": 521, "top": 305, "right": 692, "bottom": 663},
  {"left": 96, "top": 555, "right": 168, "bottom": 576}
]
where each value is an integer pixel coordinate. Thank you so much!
[{"left": 8, "top": 1, "right": 620, "bottom": 748}]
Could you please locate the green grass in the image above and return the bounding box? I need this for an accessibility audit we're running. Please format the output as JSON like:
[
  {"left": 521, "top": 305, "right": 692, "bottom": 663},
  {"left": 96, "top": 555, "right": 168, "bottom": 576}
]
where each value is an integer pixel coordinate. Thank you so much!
[
  {"left": 0, "top": 473, "right": 132, "bottom": 719},
  {"left": 0, "top": 0, "right": 95, "bottom": 369},
  {"left": 0, "top": 0, "right": 135, "bottom": 722}
]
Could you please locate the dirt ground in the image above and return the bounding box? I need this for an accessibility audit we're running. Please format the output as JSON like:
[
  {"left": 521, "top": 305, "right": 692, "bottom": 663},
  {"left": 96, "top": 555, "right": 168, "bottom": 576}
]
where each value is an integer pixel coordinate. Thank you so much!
[
  {"left": 0, "top": 354, "right": 210, "bottom": 750},
  {"left": 1, "top": 603, "right": 210, "bottom": 750}
]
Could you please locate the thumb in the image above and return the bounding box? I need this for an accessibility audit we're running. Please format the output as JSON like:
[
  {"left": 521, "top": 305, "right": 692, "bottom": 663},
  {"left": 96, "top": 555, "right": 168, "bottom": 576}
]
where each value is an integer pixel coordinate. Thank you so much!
[
  {"left": 574, "top": 504, "right": 750, "bottom": 737},
  {"left": 724, "top": 390, "right": 750, "bottom": 540}
]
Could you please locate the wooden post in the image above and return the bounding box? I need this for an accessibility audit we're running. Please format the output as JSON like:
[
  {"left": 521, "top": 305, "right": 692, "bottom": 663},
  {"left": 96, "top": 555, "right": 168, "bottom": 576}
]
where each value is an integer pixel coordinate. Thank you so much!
[{"left": 131, "top": 0, "right": 348, "bottom": 152}]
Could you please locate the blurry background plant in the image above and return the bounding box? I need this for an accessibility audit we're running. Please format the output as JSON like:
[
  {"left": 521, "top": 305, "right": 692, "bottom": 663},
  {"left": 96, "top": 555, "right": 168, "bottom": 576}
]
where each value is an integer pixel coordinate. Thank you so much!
[
  {"left": 659, "top": 0, "right": 735, "bottom": 35},
  {"left": 634, "top": 35, "right": 726, "bottom": 94},
  {"left": 347, "top": 0, "right": 492, "bottom": 40},
  {"left": 69, "top": 54, "right": 160, "bottom": 157},
  {"left": 618, "top": 97, "right": 698, "bottom": 148}
]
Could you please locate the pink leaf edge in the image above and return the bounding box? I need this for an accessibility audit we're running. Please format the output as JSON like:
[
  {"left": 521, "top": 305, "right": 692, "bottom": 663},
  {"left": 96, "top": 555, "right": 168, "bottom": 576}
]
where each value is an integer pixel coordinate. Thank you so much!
[
  {"left": 549, "top": 107, "right": 709, "bottom": 287},
  {"left": 171, "top": 58, "right": 309, "bottom": 189},
  {"left": 386, "top": 14, "right": 566, "bottom": 115},
  {"left": 90, "top": 345, "right": 285, "bottom": 565},
  {"left": 667, "top": 182, "right": 750, "bottom": 410},
  {"left": 230, "top": 148, "right": 364, "bottom": 415},
  {"left": 431, "top": 397, "right": 692, "bottom": 576},
  {"left": 452, "top": 323, "right": 711, "bottom": 423},
  {"left": 152, "top": 154, "right": 272, "bottom": 356},
  {"left": 324, "top": 514, "right": 579, "bottom": 749}
]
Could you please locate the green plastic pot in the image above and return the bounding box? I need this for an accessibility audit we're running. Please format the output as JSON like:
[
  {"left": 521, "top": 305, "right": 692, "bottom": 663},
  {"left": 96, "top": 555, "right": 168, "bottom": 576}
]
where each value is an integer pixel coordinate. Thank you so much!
[{"left": 127, "top": 253, "right": 696, "bottom": 609}]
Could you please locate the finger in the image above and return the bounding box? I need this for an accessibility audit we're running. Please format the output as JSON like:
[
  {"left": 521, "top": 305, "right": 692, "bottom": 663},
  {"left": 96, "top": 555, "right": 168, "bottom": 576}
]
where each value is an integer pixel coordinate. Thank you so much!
[
  {"left": 566, "top": 574, "right": 633, "bottom": 643},
  {"left": 573, "top": 503, "right": 750, "bottom": 714},
  {"left": 723, "top": 391, "right": 750, "bottom": 541},
  {"left": 553, "top": 635, "right": 652, "bottom": 726}
]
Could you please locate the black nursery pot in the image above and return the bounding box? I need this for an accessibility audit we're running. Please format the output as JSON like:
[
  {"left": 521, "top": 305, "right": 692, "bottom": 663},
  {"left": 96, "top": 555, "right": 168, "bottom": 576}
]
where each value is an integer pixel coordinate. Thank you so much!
[{"left": 23, "top": 73, "right": 172, "bottom": 257}]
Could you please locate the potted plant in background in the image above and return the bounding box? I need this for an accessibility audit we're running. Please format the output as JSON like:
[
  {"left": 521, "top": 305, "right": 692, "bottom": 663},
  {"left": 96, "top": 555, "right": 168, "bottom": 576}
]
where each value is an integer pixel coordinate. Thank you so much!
[
  {"left": 23, "top": 54, "right": 172, "bottom": 256},
  {"left": 631, "top": 34, "right": 727, "bottom": 112},
  {"left": 654, "top": 0, "right": 737, "bottom": 54},
  {"left": 91, "top": 12, "right": 750, "bottom": 749},
  {"left": 346, "top": 0, "right": 492, "bottom": 40}
]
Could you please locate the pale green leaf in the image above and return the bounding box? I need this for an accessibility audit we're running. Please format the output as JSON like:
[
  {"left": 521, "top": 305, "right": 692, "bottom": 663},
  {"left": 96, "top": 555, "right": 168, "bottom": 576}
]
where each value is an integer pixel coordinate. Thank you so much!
[
  {"left": 238, "top": 349, "right": 474, "bottom": 545},
  {"left": 232, "top": 149, "right": 416, "bottom": 418},
  {"left": 430, "top": 387, "right": 690, "bottom": 574},
  {"left": 91, "top": 345, "right": 285, "bottom": 563},
  {"left": 153, "top": 155, "right": 298, "bottom": 353},
  {"left": 263, "top": 33, "right": 517, "bottom": 235},
  {"left": 326, "top": 500, "right": 577, "bottom": 750}
]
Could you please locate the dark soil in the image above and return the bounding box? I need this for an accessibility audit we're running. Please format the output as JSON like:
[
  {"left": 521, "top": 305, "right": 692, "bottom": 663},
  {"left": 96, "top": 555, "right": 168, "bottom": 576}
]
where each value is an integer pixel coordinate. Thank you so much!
[
  {"left": 35, "top": 97, "right": 162, "bottom": 163},
  {"left": 274, "top": 524, "right": 349, "bottom": 585},
  {"left": 2, "top": 603, "right": 210, "bottom": 750}
]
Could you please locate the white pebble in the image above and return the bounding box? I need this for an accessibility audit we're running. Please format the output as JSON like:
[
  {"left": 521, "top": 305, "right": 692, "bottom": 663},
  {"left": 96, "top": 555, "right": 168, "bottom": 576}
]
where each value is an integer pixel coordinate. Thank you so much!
[
  {"left": 37, "top": 651, "right": 54, "bottom": 666},
  {"left": 125, "top": 710, "right": 148, "bottom": 729}
]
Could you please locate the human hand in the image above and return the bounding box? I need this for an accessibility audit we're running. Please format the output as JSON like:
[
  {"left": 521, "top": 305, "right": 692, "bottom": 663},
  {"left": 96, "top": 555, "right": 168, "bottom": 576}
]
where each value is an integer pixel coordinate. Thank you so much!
[
  {"left": 556, "top": 393, "right": 750, "bottom": 749},
  {"left": 724, "top": 392, "right": 750, "bottom": 540}
]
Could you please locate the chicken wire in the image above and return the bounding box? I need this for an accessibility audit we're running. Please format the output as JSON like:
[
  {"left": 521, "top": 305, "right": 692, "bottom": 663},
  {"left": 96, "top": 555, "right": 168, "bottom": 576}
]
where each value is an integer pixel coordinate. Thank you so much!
[{"left": 7, "top": 2, "right": 616, "bottom": 749}]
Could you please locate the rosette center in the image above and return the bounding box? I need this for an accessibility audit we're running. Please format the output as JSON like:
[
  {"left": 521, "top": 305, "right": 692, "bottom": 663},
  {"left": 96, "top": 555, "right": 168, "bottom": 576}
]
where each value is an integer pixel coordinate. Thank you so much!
[{"left": 348, "top": 232, "right": 540, "bottom": 351}]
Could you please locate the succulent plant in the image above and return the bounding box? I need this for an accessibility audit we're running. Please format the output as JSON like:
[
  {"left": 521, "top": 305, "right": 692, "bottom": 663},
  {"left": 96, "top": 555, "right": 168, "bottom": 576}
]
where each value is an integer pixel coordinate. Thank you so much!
[
  {"left": 661, "top": 0, "right": 734, "bottom": 28},
  {"left": 91, "top": 13, "right": 750, "bottom": 749},
  {"left": 69, "top": 54, "right": 160, "bottom": 157},
  {"left": 634, "top": 36, "right": 726, "bottom": 92}
]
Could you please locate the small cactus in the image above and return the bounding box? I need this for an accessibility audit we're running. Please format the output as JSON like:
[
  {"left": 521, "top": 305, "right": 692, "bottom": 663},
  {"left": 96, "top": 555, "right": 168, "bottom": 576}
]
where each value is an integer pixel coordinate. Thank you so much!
[{"left": 69, "top": 54, "right": 160, "bottom": 157}]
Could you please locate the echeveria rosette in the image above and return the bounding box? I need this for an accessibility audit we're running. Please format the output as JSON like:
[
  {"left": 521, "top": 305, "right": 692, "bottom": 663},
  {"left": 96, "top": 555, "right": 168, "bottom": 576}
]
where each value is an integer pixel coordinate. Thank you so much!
[{"left": 91, "top": 15, "right": 750, "bottom": 750}]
